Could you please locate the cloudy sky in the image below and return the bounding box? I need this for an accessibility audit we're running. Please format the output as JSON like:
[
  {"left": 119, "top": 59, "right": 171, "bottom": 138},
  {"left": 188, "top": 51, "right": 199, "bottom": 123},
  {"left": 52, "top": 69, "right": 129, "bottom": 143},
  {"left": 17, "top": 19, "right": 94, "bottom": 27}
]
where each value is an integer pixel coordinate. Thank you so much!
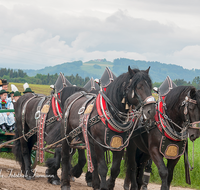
[{"left": 0, "top": 0, "right": 200, "bottom": 70}]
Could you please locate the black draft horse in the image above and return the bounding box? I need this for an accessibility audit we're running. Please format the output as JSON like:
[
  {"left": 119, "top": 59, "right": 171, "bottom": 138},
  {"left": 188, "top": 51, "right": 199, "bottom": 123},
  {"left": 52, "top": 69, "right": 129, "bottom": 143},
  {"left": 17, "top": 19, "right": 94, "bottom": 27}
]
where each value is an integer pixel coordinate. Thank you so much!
[
  {"left": 124, "top": 86, "right": 200, "bottom": 190},
  {"left": 13, "top": 86, "right": 87, "bottom": 184},
  {"left": 61, "top": 66, "right": 156, "bottom": 190}
]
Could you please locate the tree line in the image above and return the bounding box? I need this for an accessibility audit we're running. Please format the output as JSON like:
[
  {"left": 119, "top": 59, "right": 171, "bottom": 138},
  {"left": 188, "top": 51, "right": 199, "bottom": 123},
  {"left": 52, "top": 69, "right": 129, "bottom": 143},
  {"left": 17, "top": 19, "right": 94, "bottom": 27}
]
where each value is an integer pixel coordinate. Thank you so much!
[
  {"left": 153, "top": 77, "right": 200, "bottom": 90},
  {"left": 0, "top": 68, "right": 89, "bottom": 87},
  {"left": 1, "top": 67, "right": 200, "bottom": 89}
]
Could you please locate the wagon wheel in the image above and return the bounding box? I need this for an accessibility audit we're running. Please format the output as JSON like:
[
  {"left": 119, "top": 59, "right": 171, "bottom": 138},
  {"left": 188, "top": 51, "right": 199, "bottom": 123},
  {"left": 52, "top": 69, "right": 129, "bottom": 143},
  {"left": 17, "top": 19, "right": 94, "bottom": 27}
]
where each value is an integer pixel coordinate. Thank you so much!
[{"left": 31, "top": 147, "right": 38, "bottom": 169}]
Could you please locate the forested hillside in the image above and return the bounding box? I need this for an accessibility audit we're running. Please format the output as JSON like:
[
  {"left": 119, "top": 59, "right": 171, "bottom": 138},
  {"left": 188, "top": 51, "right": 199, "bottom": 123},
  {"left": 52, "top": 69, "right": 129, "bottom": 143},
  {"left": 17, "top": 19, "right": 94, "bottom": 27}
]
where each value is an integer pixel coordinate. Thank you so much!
[
  {"left": 23, "top": 58, "right": 200, "bottom": 83},
  {"left": 1, "top": 58, "right": 200, "bottom": 89}
]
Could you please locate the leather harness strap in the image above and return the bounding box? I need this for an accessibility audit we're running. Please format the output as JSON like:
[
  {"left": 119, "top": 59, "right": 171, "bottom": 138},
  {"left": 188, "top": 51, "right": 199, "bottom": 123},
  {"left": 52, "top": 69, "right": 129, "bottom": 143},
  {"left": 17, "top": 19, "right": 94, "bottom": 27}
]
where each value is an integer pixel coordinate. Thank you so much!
[
  {"left": 36, "top": 98, "right": 51, "bottom": 163},
  {"left": 22, "top": 95, "right": 37, "bottom": 141}
]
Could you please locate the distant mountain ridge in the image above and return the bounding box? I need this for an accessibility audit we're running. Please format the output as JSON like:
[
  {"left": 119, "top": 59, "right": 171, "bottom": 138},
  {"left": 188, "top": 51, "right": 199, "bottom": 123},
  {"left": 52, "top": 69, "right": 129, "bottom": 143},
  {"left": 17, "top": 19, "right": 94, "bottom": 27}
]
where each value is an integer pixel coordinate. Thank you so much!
[{"left": 24, "top": 58, "right": 200, "bottom": 83}]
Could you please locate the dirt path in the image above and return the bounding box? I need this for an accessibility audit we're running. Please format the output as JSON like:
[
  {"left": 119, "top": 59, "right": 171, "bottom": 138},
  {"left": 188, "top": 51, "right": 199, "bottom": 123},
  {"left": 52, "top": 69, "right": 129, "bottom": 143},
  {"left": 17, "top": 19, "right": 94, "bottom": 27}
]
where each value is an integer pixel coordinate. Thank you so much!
[{"left": 0, "top": 158, "right": 195, "bottom": 190}]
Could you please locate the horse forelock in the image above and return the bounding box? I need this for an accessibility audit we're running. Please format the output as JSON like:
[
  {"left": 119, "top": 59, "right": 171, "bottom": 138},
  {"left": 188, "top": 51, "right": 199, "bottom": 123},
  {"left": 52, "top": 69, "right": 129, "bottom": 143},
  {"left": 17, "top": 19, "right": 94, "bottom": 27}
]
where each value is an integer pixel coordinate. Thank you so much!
[{"left": 131, "top": 70, "right": 152, "bottom": 90}]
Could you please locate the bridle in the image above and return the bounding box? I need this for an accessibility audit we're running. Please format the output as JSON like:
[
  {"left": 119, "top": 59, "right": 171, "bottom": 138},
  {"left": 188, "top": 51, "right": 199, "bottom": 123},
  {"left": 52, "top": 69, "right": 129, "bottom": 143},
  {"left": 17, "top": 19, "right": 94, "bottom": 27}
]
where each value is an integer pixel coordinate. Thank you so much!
[
  {"left": 181, "top": 90, "right": 200, "bottom": 129},
  {"left": 123, "top": 78, "right": 156, "bottom": 112},
  {"left": 157, "top": 90, "right": 200, "bottom": 141}
]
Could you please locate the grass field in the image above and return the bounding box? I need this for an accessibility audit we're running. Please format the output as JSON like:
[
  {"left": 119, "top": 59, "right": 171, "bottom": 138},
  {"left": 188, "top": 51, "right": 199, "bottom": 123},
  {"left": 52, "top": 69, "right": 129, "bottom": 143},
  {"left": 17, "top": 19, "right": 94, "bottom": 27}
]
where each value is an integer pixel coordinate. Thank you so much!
[
  {"left": 8, "top": 83, "right": 51, "bottom": 96},
  {"left": 81, "top": 61, "right": 114, "bottom": 77},
  {"left": 150, "top": 138, "right": 200, "bottom": 189}
]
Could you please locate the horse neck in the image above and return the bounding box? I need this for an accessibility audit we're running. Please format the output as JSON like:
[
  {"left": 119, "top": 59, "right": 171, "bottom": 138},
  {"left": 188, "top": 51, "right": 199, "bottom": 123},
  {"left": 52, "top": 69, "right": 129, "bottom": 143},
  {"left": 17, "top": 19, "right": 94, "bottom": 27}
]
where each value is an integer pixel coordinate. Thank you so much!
[
  {"left": 104, "top": 81, "right": 127, "bottom": 113},
  {"left": 165, "top": 97, "right": 184, "bottom": 131}
]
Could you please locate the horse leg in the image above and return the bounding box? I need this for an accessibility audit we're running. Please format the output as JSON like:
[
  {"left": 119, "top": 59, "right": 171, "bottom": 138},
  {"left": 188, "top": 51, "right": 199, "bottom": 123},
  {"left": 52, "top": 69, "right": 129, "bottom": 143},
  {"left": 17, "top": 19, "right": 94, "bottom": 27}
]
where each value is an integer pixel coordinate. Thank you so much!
[
  {"left": 90, "top": 143, "right": 101, "bottom": 190},
  {"left": 20, "top": 138, "right": 35, "bottom": 180},
  {"left": 96, "top": 146, "right": 108, "bottom": 190},
  {"left": 85, "top": 171, "right": 93, "bottom": 187},
  {"left": 141, "top": 158, "right": 152, "bottom": 190},
  {"left": 45, "top": 147, "right": 61, "bottom": 185},
  {"left": 124, "top": 168, "right": 131, "bottom": 190},
  {"left": 61, "top": 140, "right": 71, "bottom": 190},
  {"left": 125, "top": 140, "right": 139, "bottom": 190},
  {"left": 149, "top": 148, "right": 168, "bottom": 190},
  {"left": 71, "top": 149, "right": 86, "bottom": 178},
  {"left": 107, "top": 150, "right": 124, "bottom": 190},
  {"left": 167, "top": 158, "right": 180, "bottom": 187},
  {"left": 136, "top": 152, "right": 151, "bottom": 190}
]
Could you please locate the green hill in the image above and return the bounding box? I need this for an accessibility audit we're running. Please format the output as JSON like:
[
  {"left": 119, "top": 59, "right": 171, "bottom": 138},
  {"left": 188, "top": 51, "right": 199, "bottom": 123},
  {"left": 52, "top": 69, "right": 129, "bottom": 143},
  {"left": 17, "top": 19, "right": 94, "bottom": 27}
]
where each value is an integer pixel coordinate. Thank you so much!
[{"left": 24, "top": 58, "right": 200, "bottom": 82}]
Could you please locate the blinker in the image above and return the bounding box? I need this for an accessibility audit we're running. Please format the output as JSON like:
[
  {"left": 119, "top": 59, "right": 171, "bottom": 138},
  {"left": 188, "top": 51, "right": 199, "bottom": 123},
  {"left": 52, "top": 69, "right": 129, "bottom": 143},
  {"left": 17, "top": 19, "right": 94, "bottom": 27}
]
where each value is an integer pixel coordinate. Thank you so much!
[{"left": 146, "top": 97, "right": 156, "bottom": 102}]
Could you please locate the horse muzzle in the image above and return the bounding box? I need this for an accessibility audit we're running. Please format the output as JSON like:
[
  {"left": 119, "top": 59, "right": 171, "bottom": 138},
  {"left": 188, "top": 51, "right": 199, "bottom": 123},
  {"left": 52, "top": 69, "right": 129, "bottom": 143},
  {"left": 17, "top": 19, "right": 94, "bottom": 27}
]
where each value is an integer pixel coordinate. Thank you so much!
[
  {"left": 142, "top": 96, "right": 156, "bottom": 121},
  {"left": 188, "top": 121, "right": 200, "bottom": 141}
]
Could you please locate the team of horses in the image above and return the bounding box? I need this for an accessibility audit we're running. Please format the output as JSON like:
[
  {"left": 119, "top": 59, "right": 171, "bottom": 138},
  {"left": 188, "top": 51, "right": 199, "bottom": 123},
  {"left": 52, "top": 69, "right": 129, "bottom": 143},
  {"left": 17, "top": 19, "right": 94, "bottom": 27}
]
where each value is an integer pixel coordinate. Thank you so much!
[{"left": 11, "top": 66, "right": 200, "bottom": 190}]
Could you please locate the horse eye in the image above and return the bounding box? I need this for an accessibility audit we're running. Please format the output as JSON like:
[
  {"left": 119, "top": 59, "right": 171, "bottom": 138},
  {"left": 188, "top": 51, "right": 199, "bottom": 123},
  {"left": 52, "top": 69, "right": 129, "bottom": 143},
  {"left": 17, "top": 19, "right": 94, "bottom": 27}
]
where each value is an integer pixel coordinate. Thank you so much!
[{"left": 137, "top": 85, "right": 142, "bottom": 90}]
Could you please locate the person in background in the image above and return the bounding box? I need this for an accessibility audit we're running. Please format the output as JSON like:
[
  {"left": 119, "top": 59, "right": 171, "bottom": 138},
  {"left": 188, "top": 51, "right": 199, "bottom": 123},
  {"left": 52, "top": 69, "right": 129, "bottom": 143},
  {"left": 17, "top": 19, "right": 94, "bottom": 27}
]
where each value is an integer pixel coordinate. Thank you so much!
[
  {"left": 23, "top": 82, "right": 34, "bottom": 94},
  {"left": 0, "top": 79, "right": 2, "bottom": 88},
  {"left": 10, "top": 91, "right": 14, "bottom": 101},
  {"left": 1, "top": 79, "right": 11, "bottom": 98},
  {"left": 13, "top": 91, "right": 21, "bottom": 103},
  {"left": 0, "top": 89, "right": 15, "bottom": 132},
  {"left": 11, "top": 84, "right": 19, "bottom": 102}
]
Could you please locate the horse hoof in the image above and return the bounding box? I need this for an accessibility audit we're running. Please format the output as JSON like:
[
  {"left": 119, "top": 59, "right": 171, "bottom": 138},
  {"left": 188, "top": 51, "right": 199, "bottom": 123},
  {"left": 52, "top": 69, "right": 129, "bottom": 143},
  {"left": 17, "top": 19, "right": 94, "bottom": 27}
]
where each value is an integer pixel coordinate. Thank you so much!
[
  {"left": 70, "top": 177, "right": 75, "bottom": 182},
  {"left": 141, "top": 185, "right": 148, "bottom": 190},
  {"left": 87, "top": 182, "right": 92, "bottom": 187},
  {"left": 61, "top": 186, "right": 71, "bottom": 190},
  {"left": 24, "top": 175, "right": 34, "bottom": 180},
  {"left": 51, "top": 179, "right": 61, "bottom": 185},
  {"left": 123, "top": 184, "right": 129, "bottom": 190}
]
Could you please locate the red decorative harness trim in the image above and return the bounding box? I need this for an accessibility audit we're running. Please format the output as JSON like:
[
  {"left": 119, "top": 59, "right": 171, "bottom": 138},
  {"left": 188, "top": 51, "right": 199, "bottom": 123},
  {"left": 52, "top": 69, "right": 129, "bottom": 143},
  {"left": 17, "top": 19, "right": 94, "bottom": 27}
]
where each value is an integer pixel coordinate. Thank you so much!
[
  {"left": 52, "top": 96, "right": 62, "bottom": 121},
  {"left": 155, "top": 96, "right": 180, "bottom": 141},
  {"left": 96, "top": 93, "right": 124, "bottom": 133}
]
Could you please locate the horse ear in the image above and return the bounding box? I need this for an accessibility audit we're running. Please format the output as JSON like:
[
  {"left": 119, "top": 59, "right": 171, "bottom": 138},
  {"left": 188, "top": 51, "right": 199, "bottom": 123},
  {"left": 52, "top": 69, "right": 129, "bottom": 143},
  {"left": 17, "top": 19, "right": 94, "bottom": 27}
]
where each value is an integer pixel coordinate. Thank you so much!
[
  {"left": 128, "top": 66, "right": 135, "bottom": 76},
  {"left": 145, "top": 66, "right": 150, "bottom": 74},
  {"left": 189, "top": 88, "right": 196, "bottom": 98}
]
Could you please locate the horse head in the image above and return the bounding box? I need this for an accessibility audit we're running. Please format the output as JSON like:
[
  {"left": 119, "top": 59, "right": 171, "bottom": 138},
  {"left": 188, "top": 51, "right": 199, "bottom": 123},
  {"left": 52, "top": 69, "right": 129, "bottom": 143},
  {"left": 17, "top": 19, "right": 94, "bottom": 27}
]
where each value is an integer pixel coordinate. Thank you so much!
[
  {"left": 166, "top": 86, "right": 200, "bottom": 142},
  {"left": 184, "top": 88, "right": 200, "bottom": 142},
  {"left": 120, "top": 66, "right": 156, "bottom": 121}
]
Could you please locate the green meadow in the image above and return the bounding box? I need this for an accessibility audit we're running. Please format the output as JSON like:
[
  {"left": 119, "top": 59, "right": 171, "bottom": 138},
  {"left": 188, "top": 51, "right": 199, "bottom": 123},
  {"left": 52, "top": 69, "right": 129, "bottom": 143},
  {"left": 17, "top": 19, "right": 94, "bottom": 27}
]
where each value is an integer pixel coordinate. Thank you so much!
[{"left": 8, "top": 83, "right": 51, "bottom": 96}]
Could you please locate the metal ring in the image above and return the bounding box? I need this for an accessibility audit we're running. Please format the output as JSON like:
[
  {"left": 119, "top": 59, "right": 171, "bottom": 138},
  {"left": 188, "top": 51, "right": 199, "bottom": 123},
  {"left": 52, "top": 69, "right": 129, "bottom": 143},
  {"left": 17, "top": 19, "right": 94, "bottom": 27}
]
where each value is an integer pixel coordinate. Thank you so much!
[{"left": 35, "top": 111, "right": 41, "bottom": 120}]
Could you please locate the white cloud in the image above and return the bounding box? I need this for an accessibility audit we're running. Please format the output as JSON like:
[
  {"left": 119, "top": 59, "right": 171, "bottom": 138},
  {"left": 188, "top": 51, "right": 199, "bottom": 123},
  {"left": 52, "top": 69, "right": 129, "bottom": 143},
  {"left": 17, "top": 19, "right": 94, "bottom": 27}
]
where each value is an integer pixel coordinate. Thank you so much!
[{"left": 0, "top": 0, "right": 200, "bottom": 70}]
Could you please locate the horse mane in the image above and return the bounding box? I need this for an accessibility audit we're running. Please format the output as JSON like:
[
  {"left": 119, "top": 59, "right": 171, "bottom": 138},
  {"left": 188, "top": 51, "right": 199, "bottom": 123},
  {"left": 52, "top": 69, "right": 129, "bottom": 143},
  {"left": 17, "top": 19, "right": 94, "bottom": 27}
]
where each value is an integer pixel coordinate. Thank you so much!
[
  {"left": 60, "top": 86, "right": 87, "bottom": 109},
  {"left": 105, "top": 68, "right": 152, "bottom": 109},
  {"left": 195, "top": 90, "right": 200, "bottom": 109},
  {"left": 165, "top": 86, "right": 196, "bottom": 110}
]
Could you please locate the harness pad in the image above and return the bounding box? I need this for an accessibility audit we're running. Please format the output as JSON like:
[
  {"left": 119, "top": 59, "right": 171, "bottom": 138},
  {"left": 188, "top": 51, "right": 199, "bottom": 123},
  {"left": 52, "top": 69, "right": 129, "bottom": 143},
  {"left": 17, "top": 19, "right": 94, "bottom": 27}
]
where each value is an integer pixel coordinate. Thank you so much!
[{"left": 159, "top": 136, "right": 187, "bottom": 159}]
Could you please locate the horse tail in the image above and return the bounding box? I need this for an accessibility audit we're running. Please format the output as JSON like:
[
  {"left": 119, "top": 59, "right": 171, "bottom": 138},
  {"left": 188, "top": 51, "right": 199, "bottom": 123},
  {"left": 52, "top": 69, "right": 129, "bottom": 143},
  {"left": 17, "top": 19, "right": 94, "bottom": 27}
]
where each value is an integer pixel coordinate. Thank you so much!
[{"left": 12, "top": 126, "right": 24, "bottom": 167}]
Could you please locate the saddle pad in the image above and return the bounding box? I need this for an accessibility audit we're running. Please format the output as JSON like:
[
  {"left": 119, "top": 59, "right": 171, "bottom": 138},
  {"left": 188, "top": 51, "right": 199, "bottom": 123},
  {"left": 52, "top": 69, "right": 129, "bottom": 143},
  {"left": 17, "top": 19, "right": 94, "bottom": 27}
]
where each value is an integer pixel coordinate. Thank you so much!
[{"left": 159, "top": 136, "right": 187, "bottom": 159}]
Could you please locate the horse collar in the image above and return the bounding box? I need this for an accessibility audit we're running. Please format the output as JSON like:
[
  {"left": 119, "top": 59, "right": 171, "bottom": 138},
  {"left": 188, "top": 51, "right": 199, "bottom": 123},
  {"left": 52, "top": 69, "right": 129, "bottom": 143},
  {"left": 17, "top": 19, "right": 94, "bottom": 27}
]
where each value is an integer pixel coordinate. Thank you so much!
[{"left": 96, "top": 93, "right": 135, "bottom": 133}]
